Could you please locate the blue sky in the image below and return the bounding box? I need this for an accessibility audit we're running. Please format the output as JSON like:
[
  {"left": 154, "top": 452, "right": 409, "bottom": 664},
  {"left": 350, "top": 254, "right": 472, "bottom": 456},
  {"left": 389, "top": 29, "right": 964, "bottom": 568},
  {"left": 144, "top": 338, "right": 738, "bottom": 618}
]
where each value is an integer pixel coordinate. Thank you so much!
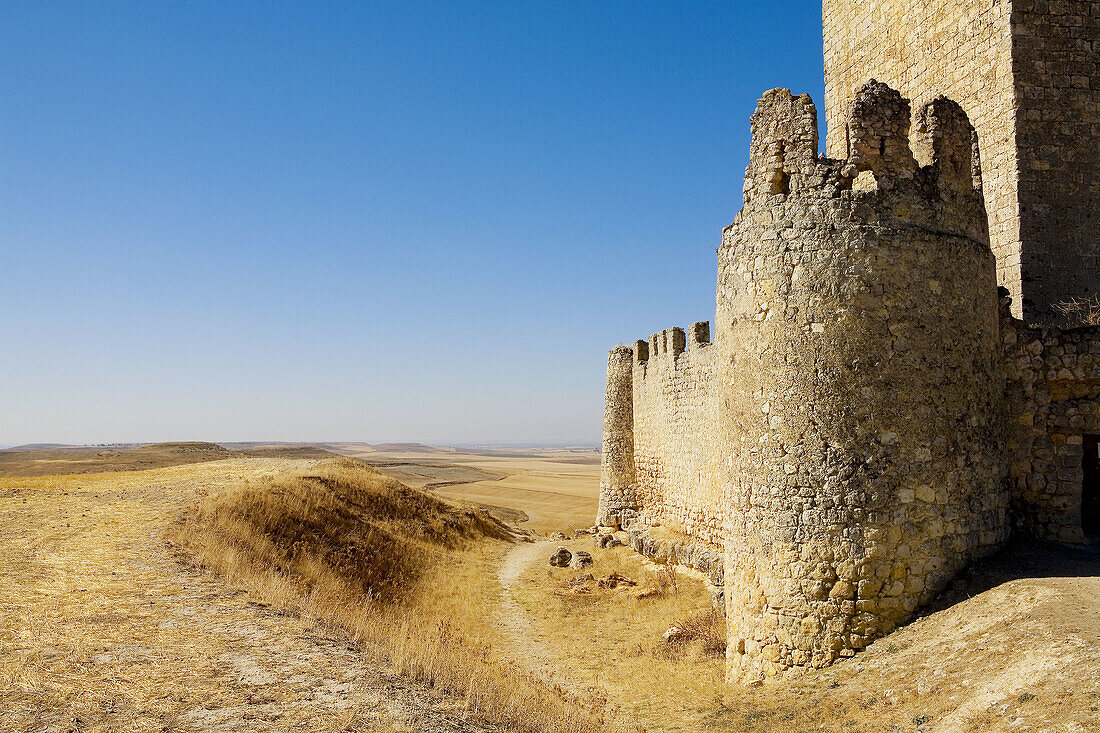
[{"left": 0, "top": 2, "right": 825, "bottom": 446}]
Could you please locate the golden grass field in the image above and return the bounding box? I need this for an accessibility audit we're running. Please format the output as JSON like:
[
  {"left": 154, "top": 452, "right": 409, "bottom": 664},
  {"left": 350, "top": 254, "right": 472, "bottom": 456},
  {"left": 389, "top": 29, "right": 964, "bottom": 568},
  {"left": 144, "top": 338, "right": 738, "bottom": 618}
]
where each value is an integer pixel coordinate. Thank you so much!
[{"left": 2, "top": 444, "right": 1099, "bottom": 732}]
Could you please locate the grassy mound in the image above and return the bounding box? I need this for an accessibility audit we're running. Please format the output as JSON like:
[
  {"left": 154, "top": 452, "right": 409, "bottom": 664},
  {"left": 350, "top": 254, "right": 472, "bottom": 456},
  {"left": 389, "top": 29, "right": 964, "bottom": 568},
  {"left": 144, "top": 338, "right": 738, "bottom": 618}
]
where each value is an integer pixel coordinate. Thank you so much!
[
  {"left": 172, "top": 459, "right": 607, "bottom": 733},
  {"left": 180, "top": 459, "right": 509, "bottom": 603}
]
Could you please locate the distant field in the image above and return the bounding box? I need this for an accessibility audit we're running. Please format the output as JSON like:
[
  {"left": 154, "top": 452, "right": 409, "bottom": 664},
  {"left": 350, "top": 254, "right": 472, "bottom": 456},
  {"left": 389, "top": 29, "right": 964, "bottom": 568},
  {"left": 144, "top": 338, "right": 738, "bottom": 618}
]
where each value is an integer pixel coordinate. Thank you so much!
[
  {"left": 0, "top": 442, "right": 343, "bottom": 477},
  {"left": 0, "top": 440, "right": 602, "bottom": 533},
  {"left": 328, "top": 444, "right": 601, "bottom": 534}
]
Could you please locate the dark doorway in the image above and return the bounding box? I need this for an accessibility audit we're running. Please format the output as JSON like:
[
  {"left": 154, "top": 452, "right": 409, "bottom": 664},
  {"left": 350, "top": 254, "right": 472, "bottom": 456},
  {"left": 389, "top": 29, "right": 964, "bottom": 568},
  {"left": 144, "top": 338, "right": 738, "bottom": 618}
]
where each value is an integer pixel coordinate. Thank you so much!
[{"left": 1083, "top": 435, "right": 1100, "bottom": 538}]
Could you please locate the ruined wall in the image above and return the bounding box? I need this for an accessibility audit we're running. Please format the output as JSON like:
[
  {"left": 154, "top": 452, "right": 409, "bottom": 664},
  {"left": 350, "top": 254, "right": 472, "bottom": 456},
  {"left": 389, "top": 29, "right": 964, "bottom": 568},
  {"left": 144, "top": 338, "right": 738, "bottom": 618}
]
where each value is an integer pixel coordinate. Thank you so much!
[
  {"left": 718, "top": 84, "right": 1009, "bottom": 682},
  {"left": 628, "top": 323, "right": 723, "bottom": 546},
  {"left": 823, "top": 0, "right": 1100, "bottom": 326},
  {"left": 1003, "top": 295, "right": 1100, "bottom": 542}
]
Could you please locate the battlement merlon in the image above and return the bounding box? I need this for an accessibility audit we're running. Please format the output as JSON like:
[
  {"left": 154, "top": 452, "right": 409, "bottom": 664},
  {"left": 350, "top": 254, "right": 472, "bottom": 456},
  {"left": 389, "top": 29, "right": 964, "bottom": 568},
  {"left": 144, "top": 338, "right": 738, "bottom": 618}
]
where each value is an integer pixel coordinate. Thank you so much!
[
  {"left": 842, "top": 79, "right": 918, "bottom": 183},
  {"left": 688, "top": 321, "right": 711, "bottom": 349},
  {"left": 742, "top": 89, "right": 819, "bottom": 205},
  {"left": 911, "top": 95, "right": 984, "bottom": 200},
  {"left": 741, "top": 81, "right": 987, "bottom": 243},
  {"left": 627, "top": 323, "right": 712, "bottom": 367}
]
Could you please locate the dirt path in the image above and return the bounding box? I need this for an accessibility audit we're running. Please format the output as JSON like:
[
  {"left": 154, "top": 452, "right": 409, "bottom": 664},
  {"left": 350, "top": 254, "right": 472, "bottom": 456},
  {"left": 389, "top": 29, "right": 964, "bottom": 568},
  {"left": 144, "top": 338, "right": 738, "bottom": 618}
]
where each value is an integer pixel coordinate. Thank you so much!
[
  {"left": 495, "top": 540, "right": 563, "bottom": 684},
  {"left": 0, "top": 459, "right": 504, "bottom": 733}
]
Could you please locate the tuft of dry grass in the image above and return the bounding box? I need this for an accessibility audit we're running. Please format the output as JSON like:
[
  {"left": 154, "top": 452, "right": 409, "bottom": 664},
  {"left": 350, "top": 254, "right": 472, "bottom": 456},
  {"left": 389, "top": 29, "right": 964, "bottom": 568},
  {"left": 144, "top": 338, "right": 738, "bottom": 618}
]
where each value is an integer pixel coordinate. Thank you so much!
[
  {"left": 171, "top": 459, "right": 613, "bottom": 733},
  {"left": 654, "top": 562, "right": 680, "bottom": 597},
  {"left": 666, "top": 608, "right": 727, "bottom": 658}
]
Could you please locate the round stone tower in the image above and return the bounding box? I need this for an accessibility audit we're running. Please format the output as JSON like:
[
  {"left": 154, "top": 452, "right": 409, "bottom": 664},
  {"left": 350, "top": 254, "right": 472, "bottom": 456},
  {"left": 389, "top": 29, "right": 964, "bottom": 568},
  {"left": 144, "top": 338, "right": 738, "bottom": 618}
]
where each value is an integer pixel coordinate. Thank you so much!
[
  {"left": 717, "top": 82, "right": 1009, "bottom": 681},
  {"left": 597, "top": 344, "right": 638, "bottom": 527}
]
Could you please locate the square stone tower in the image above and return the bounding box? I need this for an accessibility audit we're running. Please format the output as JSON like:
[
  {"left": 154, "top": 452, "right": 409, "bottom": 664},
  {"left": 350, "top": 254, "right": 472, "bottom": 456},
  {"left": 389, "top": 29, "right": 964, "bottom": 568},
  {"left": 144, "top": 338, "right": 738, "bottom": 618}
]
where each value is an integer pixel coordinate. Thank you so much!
[{"left": 823, "top": 0, "right": 1099, "bottom": 325}]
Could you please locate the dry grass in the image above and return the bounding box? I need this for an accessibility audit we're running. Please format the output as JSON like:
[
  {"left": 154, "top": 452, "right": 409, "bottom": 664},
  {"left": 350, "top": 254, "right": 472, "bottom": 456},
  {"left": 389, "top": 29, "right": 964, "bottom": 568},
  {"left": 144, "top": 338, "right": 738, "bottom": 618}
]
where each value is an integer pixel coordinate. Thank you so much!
[
  {"left": 665, "top": 608, "right": 727, "bottom": 658},
  {"left": 0, "top": 459, "right": 452, "bottom": 732},
  {"left": 1054, "top": 296, "right": 1100, "bottom": 327},
  {"left": 175, "top": 458, "right": 510, "bottom": 603},
  {"left": 7, "top": 452, "right": 1097, "bottom": 732},
  {"left": 509, "top": 545, "right": 738, "bottom": 729},
  {"left": 171, "top": 459, "right": 614, "bottom": 733}
]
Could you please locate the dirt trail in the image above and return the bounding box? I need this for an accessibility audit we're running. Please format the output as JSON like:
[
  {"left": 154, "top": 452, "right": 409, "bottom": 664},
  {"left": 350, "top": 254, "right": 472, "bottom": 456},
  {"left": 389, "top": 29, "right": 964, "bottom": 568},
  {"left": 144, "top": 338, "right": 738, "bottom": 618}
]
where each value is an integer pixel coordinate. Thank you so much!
[
  {"left": 0, "top": 459, "right": 503, "bottom": 733},
  {"left": 495, "top": 541, "right": 563, "bottom": 684}
]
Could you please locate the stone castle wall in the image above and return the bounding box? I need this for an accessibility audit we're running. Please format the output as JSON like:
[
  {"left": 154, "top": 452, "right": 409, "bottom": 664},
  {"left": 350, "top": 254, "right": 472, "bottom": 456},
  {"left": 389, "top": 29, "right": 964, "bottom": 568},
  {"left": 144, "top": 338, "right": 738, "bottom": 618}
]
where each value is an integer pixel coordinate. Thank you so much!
[
  {"left": 823, "top": 0, "right": 1100, "bottom": 326},
  {"left": 630, "top": 324, "right": 722, "bottom": 546},
  {"left": 1011, "top": 0, "right": 1100, "bottom": 325},
  {"left": 718, "top": 84, "right": 1009, "bottom": 681},
  {"left": 597, "top": 324, "right": 722, "bottom": 547},
  {"left": 596, "top": 0, "right": 1100, "bottom": 683},
  {"left": 596, "top": 79, "right": 1100, "bottom": 682},
  {"left": 1003, "top": 299, "right": 1100, "bottom": 542}
]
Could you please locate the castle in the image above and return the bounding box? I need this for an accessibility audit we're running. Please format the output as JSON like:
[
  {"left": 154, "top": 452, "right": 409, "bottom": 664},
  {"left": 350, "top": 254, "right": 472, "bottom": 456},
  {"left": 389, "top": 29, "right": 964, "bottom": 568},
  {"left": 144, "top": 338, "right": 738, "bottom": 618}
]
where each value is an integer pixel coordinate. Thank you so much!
[{"left": 597, "top": 0, "right": 1100, "bottom": 683}]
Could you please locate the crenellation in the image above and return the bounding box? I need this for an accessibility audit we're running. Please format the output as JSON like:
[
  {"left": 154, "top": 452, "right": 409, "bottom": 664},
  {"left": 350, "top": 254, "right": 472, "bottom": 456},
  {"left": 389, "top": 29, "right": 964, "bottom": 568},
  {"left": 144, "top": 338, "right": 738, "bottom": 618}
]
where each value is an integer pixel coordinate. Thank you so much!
[
  {"left": 823, "top": 0, "right": 1100, "bottom": 326},
  {"left": 842, "top": 79, "right": 918, "bottom": 182},
  {"left": 689, "top": 321, "right": 711, "bottom": 348}
]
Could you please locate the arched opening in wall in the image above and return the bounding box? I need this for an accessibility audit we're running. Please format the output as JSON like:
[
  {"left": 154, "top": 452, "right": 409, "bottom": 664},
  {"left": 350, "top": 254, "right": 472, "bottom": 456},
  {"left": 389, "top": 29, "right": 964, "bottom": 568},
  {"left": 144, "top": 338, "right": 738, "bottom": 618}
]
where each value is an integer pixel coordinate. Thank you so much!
[{"left": 1083, "top": 434, "right": 1100, "bottom": 539}]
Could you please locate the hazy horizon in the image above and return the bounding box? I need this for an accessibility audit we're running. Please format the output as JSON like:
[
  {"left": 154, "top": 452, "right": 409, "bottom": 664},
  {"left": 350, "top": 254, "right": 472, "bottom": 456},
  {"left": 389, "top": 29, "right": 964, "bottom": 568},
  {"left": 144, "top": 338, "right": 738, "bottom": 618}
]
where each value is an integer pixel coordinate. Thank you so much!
[
  {"left": 2, "top": 2, "right": 826, "bottom": 446},
  {"left": 0, "top": 439, "right": 601, "bottom": 451}
]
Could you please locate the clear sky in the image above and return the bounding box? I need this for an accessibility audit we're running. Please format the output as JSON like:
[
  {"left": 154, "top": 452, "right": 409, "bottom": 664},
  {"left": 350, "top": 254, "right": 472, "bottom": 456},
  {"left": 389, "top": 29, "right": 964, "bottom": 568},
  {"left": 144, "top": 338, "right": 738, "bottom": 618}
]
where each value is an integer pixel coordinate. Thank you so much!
[{"left": 0, "top": 1, "right": 826, "bottom": 447}]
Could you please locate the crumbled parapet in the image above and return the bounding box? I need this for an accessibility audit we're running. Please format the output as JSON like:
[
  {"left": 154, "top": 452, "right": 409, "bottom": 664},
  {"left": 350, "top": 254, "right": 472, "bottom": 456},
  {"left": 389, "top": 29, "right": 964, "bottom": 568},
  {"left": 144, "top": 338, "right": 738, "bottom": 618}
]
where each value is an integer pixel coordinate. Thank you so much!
[
  {"left": 912, "top": 95, "right": 983, "bottom": 199},
  {"left": 742, "top": 89, "right": 819, "bottom": 205},
  {"left": 625, "top": 524, "right": 725, "bottom": 586},
  {"left": 718, "top": 81, "right": 1008, "bottom": 682}
]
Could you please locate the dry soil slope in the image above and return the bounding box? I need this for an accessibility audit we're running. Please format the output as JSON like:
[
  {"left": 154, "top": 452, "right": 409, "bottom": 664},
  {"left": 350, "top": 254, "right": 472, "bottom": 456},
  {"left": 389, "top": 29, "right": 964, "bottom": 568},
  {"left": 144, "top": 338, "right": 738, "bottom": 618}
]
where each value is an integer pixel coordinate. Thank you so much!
[{"left": 0, "top": 459, "right": 505, "bottom": 733}]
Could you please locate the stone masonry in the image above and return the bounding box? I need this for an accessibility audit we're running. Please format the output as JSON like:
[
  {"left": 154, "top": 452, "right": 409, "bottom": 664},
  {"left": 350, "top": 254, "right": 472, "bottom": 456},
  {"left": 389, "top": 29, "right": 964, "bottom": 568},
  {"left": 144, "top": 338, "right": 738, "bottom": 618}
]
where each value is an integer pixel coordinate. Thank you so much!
[
  {"left": 719, "top": 84, "right": 1008, "bottom": 681},
  {"left": 598, "top": 323, "right": 723, "bottom": 547},
  {"left": 597, "top": 81, "right": 1100, "bottom": 682},
  {"left": 823, "top": 0, "right": 1100, "bottom": 326},
  {"left": 598, "top": 1, "right": 1099, "bottom": 682}
]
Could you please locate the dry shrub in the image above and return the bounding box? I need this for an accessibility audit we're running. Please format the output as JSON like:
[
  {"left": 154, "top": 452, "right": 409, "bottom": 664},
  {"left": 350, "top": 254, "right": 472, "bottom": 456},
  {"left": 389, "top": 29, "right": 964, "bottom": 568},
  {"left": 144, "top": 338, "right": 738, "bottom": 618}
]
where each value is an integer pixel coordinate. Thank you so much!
[
  {"left": 171, "top": 459, "right": 609, "bottom": 733},
  {"left": 179, "top": 458, "right": 508, "bottom": 603},
  {"left": 1054, "top": 296, "right": 1100, "bottom": 327},
  {"left": 671, "top": 608, "right": 727, "bottom": 657}
]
